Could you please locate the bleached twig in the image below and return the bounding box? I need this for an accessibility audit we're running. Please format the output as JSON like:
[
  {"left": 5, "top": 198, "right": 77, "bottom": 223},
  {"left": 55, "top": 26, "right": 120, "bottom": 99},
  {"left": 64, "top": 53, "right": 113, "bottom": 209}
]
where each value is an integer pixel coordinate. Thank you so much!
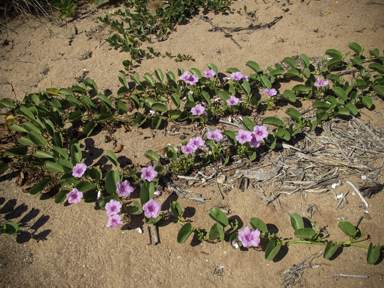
[{"left": 346, "top": 180, "right": 369, "bottom": 208}]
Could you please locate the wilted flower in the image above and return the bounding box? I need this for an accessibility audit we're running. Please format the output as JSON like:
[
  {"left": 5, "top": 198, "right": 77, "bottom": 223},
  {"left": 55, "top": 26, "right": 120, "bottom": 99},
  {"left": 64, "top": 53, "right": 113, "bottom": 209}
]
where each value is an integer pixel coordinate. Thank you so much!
[
  {"left": 72, "top": 163, "right": 87, "bottom": 178},
  {"left": 143, "top": 199, "right": 161, "bottom": 218},
  {"left": 189, "top": 136, "right": 205, "bottom": 148},
  {"left": 314, "top": 77, "right": 329, "bottom": 87},
  {"left": 263, "top": 88, "right": 278, "bottom": 97},
  {"left": 238, "top": 226, "right": 261, "bottom": 248},
  {"left": 236, "top": 129, "right": 252, "bottom": 144},
  {"left": 105, "top": 199, "right": 122, "bottom": 217},
  {"left": 141, "top": 166, "right": 158, "bottom": 182},
  {"left": 154, "top": 190, "right": 162, "bottom": 197},
  {"left": 253, "top": 125, "right": 268, "bottom": 142},
  {"left": 187, "top": 90, "right": 193, "bottom": 95},
  {"left": 232, "top": 239, "right": 239, "bottom": 249},
  {"left": 66, "top": 188, "right": 83, "bottom": 204},
  {"left": 227, "top": 95, "right": 239, "bottom": 106},
  {"left": 107, "top": 214, "right": 123, "bottom": 227},
  {"left": 207, "top": 129, "right": 223, "bottom": 141},
  {"left": 204, "top": 69, "right": 216, "bottom": 78},
  {"left": 191, "top": 104, "right": 205, "bottom": 116},
  {"left": 116, "top": 180, "right": 134, "bottom": 197},
  {"left": 167, "top": 211, "right": 174, "bottom": 219}
]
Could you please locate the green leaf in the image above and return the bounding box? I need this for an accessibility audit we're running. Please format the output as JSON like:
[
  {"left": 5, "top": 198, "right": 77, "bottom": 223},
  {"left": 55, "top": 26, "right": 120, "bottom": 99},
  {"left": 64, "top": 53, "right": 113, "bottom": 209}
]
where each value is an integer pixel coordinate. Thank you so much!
[
  {"left": 33, "top": 150, "right": 54, "bottom": 159},
  {"left": 3, "top": 146, "right": 28, "bottom": 157},
  {"left": 338, "top": 221, "right": 357, "bottom": 237},
  {"left": 115, "top": 101, "right": 128, "bottom": 113},
  {"left": 349, "top": 42, "right": 362, "bottom": 55},
  {"left": 373, "top": 85, "right": 384, "bottom": 96},
  {"left": 290, "top": 213, "right": 304, "bottom": 231},
  {"left": 83, "top": 120, "right": 96, "bottom": 137},
  {"left": 275, "top": 127, "right": 291, "bottom": 141},
  {"left": 241, "top": 116, "right": 255, "bottom": 131},
  {"left": 117, "top": 86, "right": 130, "bottom": 97},
  {"left": 209, "top": 207, "right": 229, "bottom": 227},
  {"left": 351, "top": 56, "right": 363, "bottom": 67},
  {"left": 98, "top": 93, "right": 112, "bottom": 109},
  {"left": 284, "top": 57, "right": 297, "bottom": 68},
  {"left": 68, "top": 110, "right": 82, "bottom": 122},
  {"left": 2, "top": 222, "right": 20, "bottom": 235},
  {"left": 144, "top": 215, "right": 162, "bottom": 225},
  {"left": 82, "top": 191, "right": 98, "bottom": 203},
  {"left": 345, "top": 103, "right": 358, "bottom": 116},
  {"left": 80, "top": 95, "right": 96, "bottom": 111},
  {"left": 226, "top": 67, "right": 240, "bottom": 73},
  {"left": 293, "top": 85, "right": 312, "bottom": 93},
  {"left": 144, "top": 73, "right": 155, "bottom": 86},
  {"left": 282, "top": 90, "right": 296, "bottom": 103},
  {"left": 300, "top": 53, "right": 310, "bottom": 68},
  {"left": 84, "top": 167, "right": 102, "bottom": 181},
  {"left": 190, "top": 68, "right": 202, "bottom": 79},
  {"left": 361, "top": 96, "right": 373, "bottom": 109},
  {"left": 29, "top": 132, "right": 47, "bottom": 147},
  {"left": 250, "top": 218, "right": 268, "bottom": 234},
  {"left": 76, "top": 181, "right": 96, "bottom": 193},
  {"left": 118, "top": 72, "right": 128, "bottom": 87},
  {"left": 140, "top": 181, "right": 150, "bottom": 205},
  {"left": 130, "top": 72, "right": 141, "bottom": 85},
  {"left": 335, "top": 106, "right": 350, "bottom": 116},
  {"left": 155, "top": 69, "right": 164, "bottom": 83},
  {"left": 106, "top": 150, "right": 118, "bottom": 167},
  {"left": 328, "top": 58, "right": 343, "bottom": 71},
  {"left": 166, "top": 145, "right": 177, "bottom": 160},
  {"left": 0, "top": 163, "right": 9, "bottom": 175},
  {"left": 85, "top": 77, "right": 98, "bottom": 92},
  {"left": 369, "top": 48, "right": 380, "bottom": 58},
  {"left": 0, "top": 98, "right": 15, "bottom": 108},
  {"left": 58, "top": 88, "right": 74, "bottom": 96},
  {"left": 333, "top": 87, "right": 348, "bottom": 101},
  {"left": 262, "top": 117, "right": 285, "bottom": 128},
  {"left": 223, "top": 130, "right": 237, "bottom": 145},
  {"left": 294, "top": 228, "right": 316, "bottom": 239},
  {"left": 105, "top": 170, "right": 119, "bottom": 195},
  {"left": 29, "top": 178, "right": 51, "bottom": 195},
  {"left": 261, "top": 75, "right": 272, "bottom": 90},
  {"left": 324, "top": 241, "right": 340, "bottom": 259},
  {"left": 144, "top": 150, "right": 160, "bottom": 162},
  {"left": 327, "top": 73, "right": 341, "bottom": 85},
  {"left": 177, "top": 223, "right": 193, "bottom": 244},
  {"left": 151, "top": 114, "right": 161, "bottom": 129},
  {"left": 241, "top": 80, "right": 251, "bottom": 95},
  {"left": 208, "top": 63, "right": 219, "bottom": 74},
  {"left": 367, "top": 243, "right": 381, "bottom": 264},
  {"left": 9, "top": 124, "right": 28, "bottom": 133},
  {"left": 265, "top": 239, "right": 281, "bottom": 260},
  {"left": 49, "top": 108, "right": 63, "bottom": 127},
  {"left": 171, "top": 93, "right": 180, "bottom": 108},
  {"left": 127, "top": 200, "right": 143, "bottom": 215},
  {"left": 152, "top": 103, "right": 167, "bottom": 113},
  {"left": 312, "top": 101, "right": 330, "bottom": 109},
  {"left": 246, "top": 61, "right": 260, "bottom": 73},
  {"left": 19, "top": 105, "right": 36, "bottom": 121},
  {"left": 285, "top": 108, "right": 301, "bottom": 122},
  {"left": 17, "top": 137, "right": 35, "bottom": 146},
  {"left": 166, "top": 71, "right": 176, "bottom": 82},
  {"left": 43, "top": 161, "right": 64, "bottom": 173},
  {"left": 217, "top": 90, "right": 230, "bottom": 101},
  {"left": 55, "top": 187, "right": 70, "bottom": 204},
  {"left": 325, "top": 49, "right": 342, "bottom": 59},
  {"left": 209, "top": 223, "right": 224, "bottom": 241},
  {"left": 70, "top": 141, "right": 82, "bottom": 166},
  {"left": 170, "top": 201, "right": 182, "bottom": 218}
]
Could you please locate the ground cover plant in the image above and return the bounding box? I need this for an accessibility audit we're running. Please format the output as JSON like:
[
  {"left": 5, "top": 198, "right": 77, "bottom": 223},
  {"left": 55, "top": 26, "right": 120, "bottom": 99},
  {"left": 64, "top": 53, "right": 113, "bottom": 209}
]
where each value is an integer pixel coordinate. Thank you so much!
[{"left": 1, "top": 38, "right": 384, "bottom": 265}]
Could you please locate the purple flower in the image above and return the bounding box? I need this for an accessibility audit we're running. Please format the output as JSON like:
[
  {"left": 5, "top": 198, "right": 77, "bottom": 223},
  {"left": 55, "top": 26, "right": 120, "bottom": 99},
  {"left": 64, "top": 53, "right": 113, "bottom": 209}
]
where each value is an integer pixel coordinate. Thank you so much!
[
  {"left": 191, "top": 104, "right": 205, "bottom": 116},
  {"left": 66, "top": 188, "right": 83, "bottom": 204},
  {"left": 249, "top": 134, "right": 261, "bottom": 148},
  {"left": 141, "top": 166, "right": 158, "bottom": 182},
  {"left": 105, "top": 199, "right": 122, "bottom": 217},
  {"left": 238, "top": 226, "right": 261, "bottom": 248},
  {"left": 185, "top": 74, "right": 199, "bottom": 86},
  {"left": 236, "top": 129, "right": 252, "bottom": 144},
  {"left": 253, "top": 125, "right": 268, "bottom": 142},
  {"left": 227, "top": 95, "right": 239, "bottom": 106},
  {"left": 167, "top": 211, "right": 174, "bottom": 219},
  {"left": 116, "top": 180, "right": 134, "bottom": 197},
  {"left": 189, "top": 136, "right": 205, "bottom": 148},
  {"left": 230, "top": 72, "right": 244, "bottom": 81},
  {"left": 143, "top": 199, "right": 161, "bottom": 219},
  {"left": 314, "top": 77, "right": 329, "bottom": 87},
  {"left": 204, "top": 69, "right": 216, "bottom": 78},
  {"left": 207, "top": 129, "right": 223, "bottom": 141},
  {"left": 182, "top": 143, "right": 197, "bottom": 154},
  {"left": 232, "top": 239, "right": 239, "bottom": 249},
  {"left": 263, "top": 88, "right": 278, "bottom": 97},
  {"left": 242, "top": 75, "right": 249, "bottom": 82},
  {"left": 72, "top": 163, "right": 87, "bottom": 178},
  {"left": 179, "top": 71, "right": 190, "bottom": 81},
  {"left": 107, "top": 214, "right": 123, "bottom": 227}
]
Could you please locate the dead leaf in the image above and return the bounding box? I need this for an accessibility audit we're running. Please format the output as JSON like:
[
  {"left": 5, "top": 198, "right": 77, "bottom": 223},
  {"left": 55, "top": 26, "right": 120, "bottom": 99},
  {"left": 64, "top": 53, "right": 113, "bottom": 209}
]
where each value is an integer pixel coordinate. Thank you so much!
[
  {"left": 113, "top": 144, "right": 124, "bottom": 153},
  {"left": 22, "top": 183, "right": 36, "bottom": 193}
]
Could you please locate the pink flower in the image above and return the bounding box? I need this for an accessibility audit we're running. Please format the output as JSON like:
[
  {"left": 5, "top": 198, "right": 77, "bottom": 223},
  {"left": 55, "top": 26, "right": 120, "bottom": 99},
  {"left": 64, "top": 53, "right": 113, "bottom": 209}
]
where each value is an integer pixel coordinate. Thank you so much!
[
  {"left": 238, "top": 226, "right": 261, "bottom": 248},
  {"left": 105, "top": 199, "right": 122, "bottom": 216},
  {"left": 207, "top": 129, "right": 223, "bottom": 141},
  {"left": 185, "top": 74, "right": 199, "bottom": 85},
  {"left": 179, "top": 71, "right": 190, "bottom": 81},
  {"left": 191, "top": 104, "right": 205, "bottom": 116},
  {"left": 141, "top": 166, "right": 158, "bottom": 182},
  {"left": 107, "top": 214, "right": 123, "bottom": 227},
  {"left": 143, "top": 199, "right": 161, "bottom": 219},
  {"left": 314, "top": 77, "right": 329, "bottom": 87},
  {"left": 230, "top": 72, "right": 244, "bottom": 81},
  {"left": 232, "top": 239, "right": 239, "bottom": 249},
  {"left": 189, "top": 136, "right": 205, "bottom": 148},
  {"left": 182, "top": 143, "right": 197, "bottom": 154},
  {"left": 116, "top": 180, "right": 134, "bottom": 197},
  {"left": 227, "top": 95, "right": 239, "bottom": 106},
  {"left": 236, "top": 129, "right": 252, "bottom": 144},
  {"left": 66, "top": 188, "right": 83, "bottom": 204},
  {"left": 253, "top": 125, "right": 268, "bottom": 142},
  {"left": 249, "top": 134, "right": 261, "bottom": 148},
  {"left": 263, "top": 88, "right": 277, "bottom": 97},
  {"left": 204, "top": 69, "right": 216, "bottom": 78},
  {"left": 72, "top": 163, "right": 87, "bottom": 178}
]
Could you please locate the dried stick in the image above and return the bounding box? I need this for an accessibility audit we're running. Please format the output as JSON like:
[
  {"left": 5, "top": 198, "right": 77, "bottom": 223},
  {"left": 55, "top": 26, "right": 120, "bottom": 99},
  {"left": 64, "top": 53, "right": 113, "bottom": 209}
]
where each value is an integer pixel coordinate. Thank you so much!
[
  {"left": 153, "top": 224, "right": 159, "bottom": 244},
  {"left": 346, "top": 180, "right": 369, "bottom": 208},
  {"left": 145, "top": 226, "right": 151, "bottom": 245},
  {"left": 325, "top": 274, "right": 369, "bottom": 279}
]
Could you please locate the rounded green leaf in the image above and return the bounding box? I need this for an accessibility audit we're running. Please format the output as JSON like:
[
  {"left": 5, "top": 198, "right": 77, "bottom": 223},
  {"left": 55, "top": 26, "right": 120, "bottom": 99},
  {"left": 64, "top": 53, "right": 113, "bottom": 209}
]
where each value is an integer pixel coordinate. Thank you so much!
[
  {"left": 324, "top": 241, "right": 340, "bottom": 259},
  {"left": 265, "top": 239, "right": 281, "bottom": 261},
  {"left": 106, "top": 150, "right": 118, "bottom": 167},
  {"left": 83, "top": 120, "right": 96, "bottom": 137},
  {"left": 209, "top": 223, "right": 224, "bottom": 241},
  {"left": 333, "top": 87, "right": 348, "bottom": 101},
  {"left": 166, "top": 145, "right": 177, "bottom": 160},
  {"left": 144, "top": 72, "right": 155, "bottom": 86},
  {"left": 152, "top": 103, "right": 167, "bottom": 113},
  {"left": 29, "top": 131, "right": 47, "bottom": 147},
  {"left": 144, "top": 150, "right": 160, "bottom": 162},
  {"left": 19, "top": 105, "right": 36, "bottom": 121},
  {"left": 209, "top": 207, "right": 229, "bottom": 227},
  {"left": 312, "top": 101, "right": 330, "bottom": 109},
  {"left": 155, "top": 69, "right": 164, "bottom": 83},
  {"left": 241, "top": 116, "right": 255, "bottom": 131},
  {"left": 349, "top": 42, "right": 362, "bottom": 55},
  {"left": 345, "top": 103, "right": 358, "bottom": 116},
  {"left": 17, "top": 137, "right": 35, "bottom": 146},
  {"left": 105, "top": 170, "right": 119, "bottom": 195},
  {"left": 223, "top": 130, "right": 237, "bottom": 145},
  {"left": 285, "top": 108, "right": 301, "bottom": 122},
  {"left": 76, "top": 181, "right": 96, "bottom": 193},
  {"left": 261, "top": 75, "right": 272, "bottom": 90},
  {"left": 290, "top": 213, "right": 304, "bottom": 231},
  {"left": 171, "top": 93, "right": 181, "bottom": 108},
  {"left": 250, "top": 218, "right": 268, "bottom": 234},
  {"left": 367, "top": 242, "right": 381, "bottom": 264},
  {"left": 3, "top": 146, "right": 28, "bottom": 157},
  {"left": 362, "top": 96, "right": 373, "bottom": 109},
  {"left": 284, "top": 57, "right": 297, "bottom": 69},
  {"left": 293, "top": 85, "right": 312, "bottom": 93},
  {"left": 226, "top": 67, "right": 240, "bottom": 73},
  {"left": 33, "top": 150, "right": 54, "bottom": 159},
  {"left": 241, "top": 81, "right": 251, "bottom": 95},
  {"left": 262, "top": 117, "right": 285, "bottom": 128},
  {"left": 218, "top": 90, "right": 230, "bottom": 101},
  {"left": 208, "top": 63, "right": 219, "bottom": 74},
  {"left": 300, "top": 53, "right": 310, "bottom": 68},
  {"left": 43, "top": 161, "right": 64, "bottom": 173},
  {"left": 0, "top": 99, "right": 15, "bottom": 108},
  {"left": 338, "top": 221, "right": 357, "bottom": 237},
  {"left": 177, "top": 223, "right": 193, "bottom": 244},
  {"left": 369, "top": 63, "right": 384, "bottom": 74},
  {"left": 2, "top": 222, "right": 20, "bottom": 235},
  {"left": 369, "top": 48, "right": 380, "bottom": 58},
  {"left": 351, "top": 56, "right": 363, "bottom": 67},
  {"left": 373, "top": 85, "right": 384, "bottom": 96},
  {"left": 294, "top": 228, "right": 316, "bottom": 239},
  {"left": 55, "top": 187, "right": 70, "bottom": 204},
  {"left": 325, "top": 49, "right": 342, "bottom": 59},
  {"left": 190, "top": 68, "right": 202, "bottom": 79},
  {"left": 9, "top": 124, "right": 28, "bottom": 133},
  {"left": 115, "top": 101, "right": 128, "bottom": 113},
  {"left": 29, "top": 178, "right": 51, "bottom": 195},
  {"left": 282, "top": 90, "right": 296, "bottom": 103},
  {"left": 170, "top": 201, "right": 182, "bottom": 218},
  {"left": 127, "top": 200, "right": 143, "bottom": 215},
  {"left": 328, "top": 58, "right": 343, "bottom": 71},
  {"left": 85, "top": 77, "right": 98, "bottom": 92},
  {"left": 246, "top": 61, "right": 260, "bottom": 73}
]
